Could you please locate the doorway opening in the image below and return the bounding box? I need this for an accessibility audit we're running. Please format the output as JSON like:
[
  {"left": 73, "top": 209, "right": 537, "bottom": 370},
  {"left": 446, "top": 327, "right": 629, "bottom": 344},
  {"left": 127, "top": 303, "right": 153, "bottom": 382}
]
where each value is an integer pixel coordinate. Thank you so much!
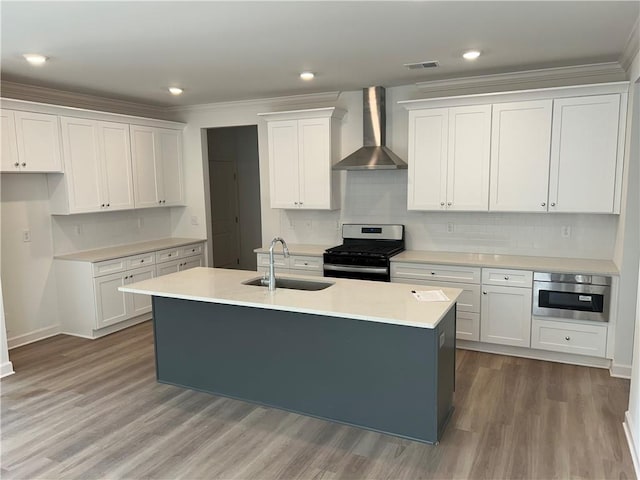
[{"left": 207, "top": 125, "right": 261, "bottom": 270}]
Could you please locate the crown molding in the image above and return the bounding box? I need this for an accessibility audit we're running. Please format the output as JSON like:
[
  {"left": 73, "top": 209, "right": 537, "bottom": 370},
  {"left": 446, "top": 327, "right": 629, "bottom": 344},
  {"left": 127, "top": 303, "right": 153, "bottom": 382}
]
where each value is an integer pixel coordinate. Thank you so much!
[
  {"left": 415, "top": 62, "right": 627, "bottom": 96},
  {"left": 167, "top": 91, "right": 341, "bottom": 114},
  {"left": 620, "top": 18, "right": 640, "bottom": 72},
  {"left": 0, "top": 81, "right": 174, "bottom": 120}
]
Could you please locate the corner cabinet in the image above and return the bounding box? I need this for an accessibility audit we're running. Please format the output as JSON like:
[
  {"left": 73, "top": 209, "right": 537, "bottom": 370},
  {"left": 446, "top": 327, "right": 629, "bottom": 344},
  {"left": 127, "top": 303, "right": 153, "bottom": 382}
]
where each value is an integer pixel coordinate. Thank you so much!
[
  {"left": 406, "top": 104, "right": 491, "bottom": 211},
  {"left": 258, "top": 108, "right": 344, "bottom": 210},
  {"left": 131, "top": 126, "right": 184, "bottom": 208},
  {"left": 0, "top": 109, "right": 63, "bottom": 173}
]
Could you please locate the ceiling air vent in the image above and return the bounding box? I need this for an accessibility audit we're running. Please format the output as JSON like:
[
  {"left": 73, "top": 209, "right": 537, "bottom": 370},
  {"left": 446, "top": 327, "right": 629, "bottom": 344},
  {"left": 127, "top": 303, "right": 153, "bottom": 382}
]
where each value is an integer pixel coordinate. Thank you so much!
[{"left": 404, "top": 60, "right": 440, "bottom": 70}]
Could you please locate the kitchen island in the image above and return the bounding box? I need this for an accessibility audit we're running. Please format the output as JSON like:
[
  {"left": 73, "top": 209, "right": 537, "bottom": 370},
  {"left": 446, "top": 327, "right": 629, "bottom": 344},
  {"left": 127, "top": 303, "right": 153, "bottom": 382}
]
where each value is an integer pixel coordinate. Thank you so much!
[{"left": 120, "top": 267, "right": 461, "bottom": 444}]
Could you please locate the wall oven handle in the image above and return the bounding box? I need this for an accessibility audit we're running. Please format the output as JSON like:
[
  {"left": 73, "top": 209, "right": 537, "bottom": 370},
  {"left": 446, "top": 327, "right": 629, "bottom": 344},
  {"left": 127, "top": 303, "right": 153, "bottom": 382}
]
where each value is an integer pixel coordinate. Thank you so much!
[{"left": 324, "top": 264, "right": 389, "bottom": 275}]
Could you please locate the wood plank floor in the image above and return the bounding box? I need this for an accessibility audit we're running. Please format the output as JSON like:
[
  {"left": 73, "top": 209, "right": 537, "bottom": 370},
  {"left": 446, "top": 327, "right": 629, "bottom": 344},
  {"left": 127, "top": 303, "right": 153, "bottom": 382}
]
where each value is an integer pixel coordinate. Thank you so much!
[{"left": 1, "top": 321, "right": 635, "bottom": 479}]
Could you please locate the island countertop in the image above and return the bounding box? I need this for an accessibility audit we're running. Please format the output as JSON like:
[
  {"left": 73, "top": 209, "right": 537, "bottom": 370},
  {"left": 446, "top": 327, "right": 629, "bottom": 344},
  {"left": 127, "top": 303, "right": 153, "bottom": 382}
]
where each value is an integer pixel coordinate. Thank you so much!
[{"left": 120, "top": 267, "right": 461, "bottom": 329}]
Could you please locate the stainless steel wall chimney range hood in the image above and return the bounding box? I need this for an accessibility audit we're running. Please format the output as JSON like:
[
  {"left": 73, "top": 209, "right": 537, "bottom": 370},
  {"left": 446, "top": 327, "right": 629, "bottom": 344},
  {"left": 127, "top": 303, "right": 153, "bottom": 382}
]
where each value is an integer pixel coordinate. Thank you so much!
[{"left": 333, "top": 86, "right": 408, "bottom": 170}]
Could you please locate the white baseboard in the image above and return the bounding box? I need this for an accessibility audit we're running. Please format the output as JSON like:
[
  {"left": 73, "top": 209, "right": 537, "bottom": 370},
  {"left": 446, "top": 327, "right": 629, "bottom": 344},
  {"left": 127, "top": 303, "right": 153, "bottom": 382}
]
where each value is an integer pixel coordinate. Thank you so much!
[
  {"left": 610, "top": 363, "right": 633, "bottom": 379},
  {"left": 457, "top": 340, "right": 612, "bottom": 370},
  {"left": 624, "top": 411, "right": 640, "bottom": 478},
  {"left": 0, "top": 360, "right": 14, "bottom": 378},
  {"left": 60, "top": 314, "right": 151, "bottom": 340},
  {"left": 8, "top": 324, "right": 61, "bottom": 350}
]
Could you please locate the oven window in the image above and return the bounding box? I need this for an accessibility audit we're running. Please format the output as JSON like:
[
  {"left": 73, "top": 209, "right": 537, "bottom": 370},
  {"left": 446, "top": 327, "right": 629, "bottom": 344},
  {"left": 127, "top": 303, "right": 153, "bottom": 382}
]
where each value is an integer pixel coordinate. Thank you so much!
[{"left": 538, "top": 290, "right": 604, "bottom": 313}]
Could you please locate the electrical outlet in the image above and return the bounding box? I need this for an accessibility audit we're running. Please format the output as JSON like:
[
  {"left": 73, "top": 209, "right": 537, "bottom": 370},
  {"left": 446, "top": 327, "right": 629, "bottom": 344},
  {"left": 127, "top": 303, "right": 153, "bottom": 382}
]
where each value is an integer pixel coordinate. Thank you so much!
[
  {"left": 190, "top": 215, "right": 199, "bottom": 226},
  {"left": 447, "top": 222, "right": 454, "bottom": 234},
  {"left": 22, "top": 229, "right": 31, "bottom": 242},
  {"left": 561, "top": 225, "right": 571, "bottom": 238}
]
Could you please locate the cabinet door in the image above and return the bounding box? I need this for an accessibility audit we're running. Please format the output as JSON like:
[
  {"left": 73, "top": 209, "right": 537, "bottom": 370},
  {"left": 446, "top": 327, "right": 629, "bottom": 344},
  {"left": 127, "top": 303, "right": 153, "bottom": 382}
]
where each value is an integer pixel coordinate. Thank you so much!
[
  {"left": 0, "top": 110, "right": 19, "bottom": 172},
  {"left": 94, "top": 271, "right": 129, "bottom": 329},
  {"left": 131, "top": 125, "right": 161, "bottom": 208},
  {"left": 156, "top": 259, "right": 181, "bottom": 277},
  {"left": 157, "top": 128, "right": 184, "bottom": 206},
  {"left": 60, "top": 117, "right": 104, "bottom": 212},
  {"left": 268, "top": 120, "right": 300, "bottom": 208},
  {"left": 481, "top": 285, "right": 532, "bottom": 347},
  {"left": 14, "top": 111, "right": 62, "bottom": 172},
  {"left": 99, "top": 122, "right": 135, "bottom": 211},
  {"left": 447, "top": 105, "right": 491, "bottom": 211},
  {"left": 298, "top": 118, "right": 331, "bottom": 209},
  {"left": 180, "top": 255, "right": 203, "bottom": 271},
  {"left": 126, "top": 266, "right": 155, "bottom": 317},
  {"left": 407, "top": 108, "right": 448, "bottom": 210},
  {"left": 549, "top": 94, "right": 621, "bottom": 213},
  {"left": 489, "top": 100, "right": 552, "bottom": 212}
]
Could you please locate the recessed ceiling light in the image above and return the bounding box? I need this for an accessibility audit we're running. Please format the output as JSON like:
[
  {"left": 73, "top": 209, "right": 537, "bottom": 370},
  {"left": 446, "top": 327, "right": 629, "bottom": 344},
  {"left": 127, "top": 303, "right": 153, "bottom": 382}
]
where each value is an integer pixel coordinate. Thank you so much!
[
  {"left": 23, "top": 53, "right": 48, "bottom": 65},
  {"left": 300, "top": 72, "right": 315, "bottom": 81},
  {"left": 462, "top": 50, "right": 481, "bottom": 60},
  {"left": 168, "top": 87, "right": 183, "bottom": 95}
]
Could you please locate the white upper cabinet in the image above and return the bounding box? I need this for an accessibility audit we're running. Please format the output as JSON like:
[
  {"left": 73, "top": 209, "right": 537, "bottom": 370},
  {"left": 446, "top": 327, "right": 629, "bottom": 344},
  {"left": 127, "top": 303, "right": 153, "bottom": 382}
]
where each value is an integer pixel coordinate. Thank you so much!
[
  {"left": 260, "top": 108, "right": 343, "bottom": 210},
  {"left": 549, "top": 94, "right": 622, "bottom": 214},
  {"left": 407, "top": 105, "right": 491, "bottom": 211},
  {"left": 131, "top": 125, "right": 184, "bottom": 208},
  {"left": 489, "top": 100, "right": 553, "bottom": 212},
  {"left": 49, "top": 117, "right": 134, "bottom": 214},
  {"left": 0, "top": 110, "right": 62, "bottom": 173}
]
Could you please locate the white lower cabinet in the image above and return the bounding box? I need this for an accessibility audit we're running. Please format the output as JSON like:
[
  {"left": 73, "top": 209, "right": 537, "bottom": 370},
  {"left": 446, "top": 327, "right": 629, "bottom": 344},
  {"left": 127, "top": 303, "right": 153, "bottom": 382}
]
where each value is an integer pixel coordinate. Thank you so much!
[
  {"left": 480, "top": 284, "right": 532, "bottom": 347},
  {"left": 531, "top": 318, "right": 607, "bottom": 357},
  {"left": 94, "top": 265, "right": 155, "bottom": 329},
  {"left": 57, "top": 241, "right": 205, "bottom": 339},
  {"left": 391, "top": 262, "right": 481, "bottom": 341},
  {"left": 256, "top": 253, "right": 323, "bottom": 277}
]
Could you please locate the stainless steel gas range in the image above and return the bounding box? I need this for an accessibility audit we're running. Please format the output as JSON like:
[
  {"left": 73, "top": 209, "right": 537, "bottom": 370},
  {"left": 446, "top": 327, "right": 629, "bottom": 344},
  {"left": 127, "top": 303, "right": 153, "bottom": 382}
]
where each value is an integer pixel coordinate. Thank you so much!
[{"left": 323, "top": 224, "right": 405, "bottom": 282}]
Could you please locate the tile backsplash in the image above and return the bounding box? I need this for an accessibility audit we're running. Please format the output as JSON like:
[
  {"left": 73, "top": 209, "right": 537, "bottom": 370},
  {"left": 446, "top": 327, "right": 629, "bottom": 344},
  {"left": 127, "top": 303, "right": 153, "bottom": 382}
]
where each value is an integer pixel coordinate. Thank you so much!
[{"left": 278, "top": 170, "right": 617, "bottom": 260}]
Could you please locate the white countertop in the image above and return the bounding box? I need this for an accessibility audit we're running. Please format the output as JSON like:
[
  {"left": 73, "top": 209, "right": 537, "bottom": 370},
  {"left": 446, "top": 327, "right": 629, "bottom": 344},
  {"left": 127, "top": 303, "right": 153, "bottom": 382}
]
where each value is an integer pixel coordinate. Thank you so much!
[
  {"left": 392, "top": 251, "right": 618, "bottom": 276},
  {"left": 254, "top": 244, "right": 330, "bottom": 256},
  {"left": 55, "top": 237, "right": 207, "bottom": 263},
  {"left": 120, "top": 267, "right": 461, "bottom": 329}
]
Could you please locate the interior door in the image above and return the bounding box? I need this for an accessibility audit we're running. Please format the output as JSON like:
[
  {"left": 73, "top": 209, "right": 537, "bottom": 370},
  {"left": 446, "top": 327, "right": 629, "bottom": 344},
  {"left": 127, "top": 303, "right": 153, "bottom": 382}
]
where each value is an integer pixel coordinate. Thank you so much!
[{"left": 210, "top": 156, "right": 240, "bottom": 269}]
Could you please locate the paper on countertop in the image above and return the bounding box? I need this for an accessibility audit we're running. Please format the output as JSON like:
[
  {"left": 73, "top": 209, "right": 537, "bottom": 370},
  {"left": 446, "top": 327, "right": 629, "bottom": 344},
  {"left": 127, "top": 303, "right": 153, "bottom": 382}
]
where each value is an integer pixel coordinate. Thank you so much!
[{"left": 411, "top": 289, "right": 450, "bottom": 302}]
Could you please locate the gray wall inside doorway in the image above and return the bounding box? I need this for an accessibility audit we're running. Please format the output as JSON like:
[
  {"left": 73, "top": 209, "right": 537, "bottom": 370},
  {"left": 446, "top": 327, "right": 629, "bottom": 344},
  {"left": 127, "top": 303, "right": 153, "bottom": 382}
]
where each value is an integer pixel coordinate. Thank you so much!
[{"left": 207, "top": 125, "right": 261, "bottom": 271}]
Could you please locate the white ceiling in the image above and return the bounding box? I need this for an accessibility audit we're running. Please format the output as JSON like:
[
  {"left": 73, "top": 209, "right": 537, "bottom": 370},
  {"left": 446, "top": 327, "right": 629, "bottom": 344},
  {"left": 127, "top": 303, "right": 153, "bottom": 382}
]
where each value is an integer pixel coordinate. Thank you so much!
[{"left": 1, "top": 1, "right": 638, "bottom": 107}]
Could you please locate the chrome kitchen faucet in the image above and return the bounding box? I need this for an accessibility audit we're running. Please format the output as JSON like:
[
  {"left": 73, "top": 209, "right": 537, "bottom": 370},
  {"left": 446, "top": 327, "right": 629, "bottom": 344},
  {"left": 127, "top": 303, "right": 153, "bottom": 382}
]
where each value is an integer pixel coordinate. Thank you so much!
[{"left": 266, "top": 237, "right": 289, "bottom": 291}]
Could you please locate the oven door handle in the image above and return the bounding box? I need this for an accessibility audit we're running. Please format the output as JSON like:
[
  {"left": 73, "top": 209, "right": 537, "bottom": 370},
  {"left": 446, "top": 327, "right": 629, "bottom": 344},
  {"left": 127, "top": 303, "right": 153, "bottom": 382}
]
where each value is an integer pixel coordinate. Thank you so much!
[{"left": 324, "top": 264, "right": 389, "bottom": 275}]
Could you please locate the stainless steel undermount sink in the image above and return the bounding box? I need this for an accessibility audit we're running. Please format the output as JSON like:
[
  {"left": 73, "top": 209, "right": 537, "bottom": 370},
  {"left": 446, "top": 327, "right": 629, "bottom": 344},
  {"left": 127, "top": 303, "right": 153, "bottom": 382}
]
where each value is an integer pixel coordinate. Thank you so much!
[{"left": 242, "top": 276, "right": 334, "bottom": 291}]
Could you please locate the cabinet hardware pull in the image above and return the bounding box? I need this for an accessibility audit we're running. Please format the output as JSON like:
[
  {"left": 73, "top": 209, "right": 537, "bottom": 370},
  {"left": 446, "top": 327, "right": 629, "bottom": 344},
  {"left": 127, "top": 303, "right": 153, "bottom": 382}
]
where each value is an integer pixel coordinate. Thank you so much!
[
  {"left": 440, "top": 202, "right": 445, "bottom": 206},
  {"left": 21, "top": 162, "right": 26, "bottom": 167},
  {"left": 504, "top": 276, "right": 509, "bottom": 280},
  {"left": 13, "top": 162, "right": 19, "bottom": 167},
  {"left": 168, "top": 253, "right": 172, "bottom": 257},
  {"left": 551, "top": 202, "right": 556, "bottom": 207},
  {"left": 447, "top": 202, "right": 452, "bottom": 206},
  {"left": 101, "top": 204, "right": 105, "bottom": 207},
  {"left": 565, "top": 336, "right": 570, "bottom": 341},
  {"left": 106, "top": 203, "right": 110, "bottom": 207},
  {"left": 141, "top": 259, "right": 144, "bottom": 263},
  {"left": 483, "top": 291, "right": 487, "bottom": 295},
  {"left": 541, "top": 202, "right": 546, "bottom": 207},
  {"left": 158, "top": 200, "right": 162, "bottom": 204},
  {"left": 431, "top": 271, "right": 436, "bottom": 275}
]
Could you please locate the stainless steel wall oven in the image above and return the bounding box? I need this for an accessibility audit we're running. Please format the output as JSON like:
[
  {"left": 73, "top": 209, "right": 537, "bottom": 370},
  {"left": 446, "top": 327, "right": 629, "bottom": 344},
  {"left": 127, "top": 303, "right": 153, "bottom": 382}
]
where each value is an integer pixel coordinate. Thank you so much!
[{"left": 533, "top": 272, "right": 611, "bottom": 322}]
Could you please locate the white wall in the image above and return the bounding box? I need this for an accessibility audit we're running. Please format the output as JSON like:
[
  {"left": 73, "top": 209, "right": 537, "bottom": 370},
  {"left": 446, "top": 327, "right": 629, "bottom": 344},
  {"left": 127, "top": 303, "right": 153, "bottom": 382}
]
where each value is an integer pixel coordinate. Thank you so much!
[
  {"left": 625, "top": 46, "right": 640, "bottom": 475},
  {"left": 0, "top": 279, "right": 14, "bottom": 377},
  {"left": 1, "top": 174, "right": 61, "bottom": 344}
]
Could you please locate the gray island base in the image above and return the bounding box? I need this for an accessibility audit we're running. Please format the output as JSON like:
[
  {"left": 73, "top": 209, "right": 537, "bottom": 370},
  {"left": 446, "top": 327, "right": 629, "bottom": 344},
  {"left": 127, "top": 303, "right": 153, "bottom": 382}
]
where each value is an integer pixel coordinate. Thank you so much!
[{"left": 152, "top": 296, "right": 456, "bottom": 444}]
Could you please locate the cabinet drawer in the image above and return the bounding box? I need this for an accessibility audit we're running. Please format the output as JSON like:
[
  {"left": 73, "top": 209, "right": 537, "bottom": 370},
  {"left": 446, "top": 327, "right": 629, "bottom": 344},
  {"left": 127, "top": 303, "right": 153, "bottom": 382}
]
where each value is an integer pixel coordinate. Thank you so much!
[
  {"left": 391, "top": 262, "right": 481, "bottom": 284},
  {"left": 156, "top": 248, "right": 180, "bottom": 263},
  {"left": 531, "top": 318, "right": 607, "bottom": 357},
  {"left": 257, "top": 253, "right": 288, "bottom": 268},
  {"left": 180, "top": 243, "right": 203, "bottom": 258},
  {"left": 93, "top": 258, "right": 126, "bottom": 277},
  {"left": 125, "top": 253, "right": 155, "bottom": 269},
  {"left": 482, "top": 268, "right": 532, "bottom": 287},
  {"left": 457, "top": 312, "right": 480, "bottom": 341},
  {"left": 289, "top": 255, "right": 322, "bottom": 272},
  {"left": 391, "top": 278, "right": 480, "bottom": 313},
  {"left": 156, "top": 258, "right": 181, "bottom": 277}
]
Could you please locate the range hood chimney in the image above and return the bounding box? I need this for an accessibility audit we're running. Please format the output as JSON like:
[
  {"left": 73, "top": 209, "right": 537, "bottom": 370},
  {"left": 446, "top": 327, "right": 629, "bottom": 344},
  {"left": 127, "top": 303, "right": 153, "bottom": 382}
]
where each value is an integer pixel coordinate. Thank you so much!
[{"left": 333, "top": 86, "right": 407, "bottom": 170}]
